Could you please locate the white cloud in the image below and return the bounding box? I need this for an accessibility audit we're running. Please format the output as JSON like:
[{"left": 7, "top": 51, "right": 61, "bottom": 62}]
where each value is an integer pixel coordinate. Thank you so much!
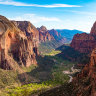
[
  {"left": 69, "top": 10, "right": 96, "bottom": 16},
  {"left": 9, "top": 14, "right": 61, "bottom": 23},
  {"left": 9, "top": 14, "right": 94, "bottom": 32},
  {"left": 0, "top": 0, "right": 81, "bottom": 8}
]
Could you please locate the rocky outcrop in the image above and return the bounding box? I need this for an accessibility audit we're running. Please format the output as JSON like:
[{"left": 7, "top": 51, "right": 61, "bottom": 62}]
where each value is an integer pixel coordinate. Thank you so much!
[
  {"left": 37, "top": 26, "right": 66, "bottom": 44},
  {"left": 37, "top": 26, "right": 54, "bottom": 42},
  {"left": 49, "top": 29, "right": 60, "bottom": 37},
  {"left": 72, "top": 48, "right": 96, "bottom": 96},
  {"left": 11, "top": 21, "right": 39, "bottom": 55},
  {"left": 0, "top": 15, "right": 37, "bottom": 70},
  {"left": 49, "top": 29, "right": 66, "bottom": 43},
  {"left": 38, "top": 26, "right": 47, "bottom": 33},
  {"left": 71, "top": 22, "right": 96, "bottom": 53},
  {"left": 90, "top": 21, "right": 96, "bottom": 35},
  {"left": 70, "top": 33, "right": 96, "bottom": 53}
]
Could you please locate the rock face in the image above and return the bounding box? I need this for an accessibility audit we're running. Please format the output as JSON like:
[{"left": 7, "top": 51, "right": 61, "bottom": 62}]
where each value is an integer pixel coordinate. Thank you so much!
[
  {"left": 49, "top": 29, "right": 66, "bottom": 43},
  {"left": 71, "top": 22, "right": 96, "bottom": 53},
  {"left": 11, "top": 21, "right": 40, "bottom": 55},
  {"left": 37, "top": 26, "right": 66, "bottom": 44},
  {"left": 72, "top": 48, "right": 96, "bottom": 96},
  {"left": 90, "top": 21, "right": 96, "bottom": 35},
  {"left": 37, "top": 26, "right": 54, "bottom": 42},
  {"left": 70, "top": 33, "right": 96, "bottom": 53},
  {"left": 0, "top": 15, "right": 37, "bottom": 70}
]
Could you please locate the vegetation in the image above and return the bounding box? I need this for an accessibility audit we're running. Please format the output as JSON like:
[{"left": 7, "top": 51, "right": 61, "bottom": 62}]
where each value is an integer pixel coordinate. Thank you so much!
[
  {"left": 4, "top": 55, "right": 73, "bottom": 96},
  {"left": 44, "top": 50, "right": 61, "bottom": 56},
  {"left": 50, "top": 55, "right": 74, "bottom": 84},
  {"left": 56, "top": 44, "right": 70, "bottom": 51},
  {"left": 5, "top": 83, "right": 52, "bottom": 96},
  {"left": 39, "top": 83, "right": 74, "bottom": 96},
  {"left": 0, "top": 48, "right": 76, "bottom": 96},
  {"left": 22, "top": 64, "right": 37, "bottom": 73},
  {"left": 0, "top": 69, "right": 20, "bottom": 89},
  {"left": 57, "top": 46, "right": 90, "bottom": 65},
  {"left": 38, "top": 40, "right": 63, "bottom": 54}
]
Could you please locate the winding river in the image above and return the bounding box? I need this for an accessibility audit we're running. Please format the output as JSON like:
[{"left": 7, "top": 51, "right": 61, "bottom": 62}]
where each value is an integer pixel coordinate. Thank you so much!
[
  {"left": 63, "top": 65, "right": 80, "bottom": 83},
  {"left": 68, "top": 75, "right": 73, "bottom": 83}
]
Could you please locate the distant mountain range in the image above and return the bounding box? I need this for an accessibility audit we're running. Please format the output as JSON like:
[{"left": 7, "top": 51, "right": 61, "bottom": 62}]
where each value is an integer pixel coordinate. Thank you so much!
[
  {"left": 37, "top": 26, "right": 85, "bottom": 44},
  {"left": 37, "top": 26, "right": 86, "bottom": 45},
  {"left": 56, "top": 29, "right": 85, "bottom": 43}
]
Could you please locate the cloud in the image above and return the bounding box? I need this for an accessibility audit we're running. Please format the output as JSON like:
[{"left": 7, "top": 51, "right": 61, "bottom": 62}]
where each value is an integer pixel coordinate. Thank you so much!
[
  {"left": 69, "top": 10, "right": 96, "bottom": 16},
  {"left": 9, "top": 13, "right": 95, "bottom": 32},
  {"left": 0, "top": 0, "right": 81, "bottom": 8},
  {"left": 9, "top": 14, "right": 61, "bottom": 23}
]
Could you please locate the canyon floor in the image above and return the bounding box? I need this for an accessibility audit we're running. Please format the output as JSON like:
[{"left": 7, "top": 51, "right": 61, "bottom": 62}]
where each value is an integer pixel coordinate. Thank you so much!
[{"left": 0, "top": 49, "right": 79, "bottom": 96}]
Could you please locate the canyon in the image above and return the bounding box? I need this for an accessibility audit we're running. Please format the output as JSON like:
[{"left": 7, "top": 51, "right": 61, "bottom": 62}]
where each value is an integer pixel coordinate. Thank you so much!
[
  {"left": 0, "top": 15, "right": 66, "bottom": 70},
  {"left": 39, "top": 21, "right": 96, "bottom": 96},
  {"left": 0, "top": 15, "right": 96, "bottom": 96}
]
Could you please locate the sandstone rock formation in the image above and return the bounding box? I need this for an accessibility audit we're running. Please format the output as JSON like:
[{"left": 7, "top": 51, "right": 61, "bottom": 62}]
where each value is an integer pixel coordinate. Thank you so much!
[
  {"left": 49, "top": 29, "right": 66, "bottom": 43},
  {"left": 11, "top": 21, "right": 40, "bottom": 55},
  {"left": 37, "top": 26, "right": 54, "bottom": 42},
  {"left": 71, "top": 22, "right": 96, "bottom": 53},
  {"left": 72, "top": 48, "right": 96, "bottom": 96},
  {"left": 0, "top": 15, "right": 37, "bottom": 70},
  {"left": 37, "top": 26, "right": 66, "bottom": 45}
]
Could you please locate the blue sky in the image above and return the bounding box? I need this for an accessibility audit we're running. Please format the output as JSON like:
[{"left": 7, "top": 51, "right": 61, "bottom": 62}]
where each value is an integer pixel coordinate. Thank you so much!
[{"left": 0, "top": 0, "right": 96, "bottom": 32}]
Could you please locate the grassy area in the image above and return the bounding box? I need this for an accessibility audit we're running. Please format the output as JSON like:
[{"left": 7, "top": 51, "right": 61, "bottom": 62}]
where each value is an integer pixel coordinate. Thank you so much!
[
  {"left": 38, "top": 40, "right": 63, "bottom": 55},
  {"left": 44, "top": 50, "right": 61, "bottom": 56},
  {"left": 0, "top": 69, "right": 21, "bottom": 89},
  {"left": 5, "top": 83, "right": 53, "bottom": 96}
]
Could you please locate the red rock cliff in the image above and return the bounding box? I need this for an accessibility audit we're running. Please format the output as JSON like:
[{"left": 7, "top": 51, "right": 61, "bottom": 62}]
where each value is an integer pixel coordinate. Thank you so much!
[
  {"left": 0, "top": 15, "right": 37, "bottom": 70},
  {"left": 37, "top": 26, "right": 54, "bottom": 42},
  {"left": 71, "top": 22, "right": 96, "bottom": 53},
  {"left": 12, "top": 22, "right": 55, "bottom": 45},
  {"left": 11, "top": 21, "right": 40, "bottom": 55},
  {"left": 49, "top": 29, "right": 66, "bottom": 43},
  {"left": 72, "top": 48, "right": 96, "bottom": 96}
]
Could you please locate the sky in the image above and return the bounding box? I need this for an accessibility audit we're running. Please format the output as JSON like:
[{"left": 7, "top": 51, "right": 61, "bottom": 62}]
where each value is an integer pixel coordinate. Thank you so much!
[{"left": 0, "top": 0, "right": 96, "bottom": 32}]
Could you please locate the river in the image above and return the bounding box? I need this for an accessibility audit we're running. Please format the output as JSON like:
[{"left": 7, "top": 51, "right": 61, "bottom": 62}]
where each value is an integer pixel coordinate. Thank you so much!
[{"left": 63, "top": 65, "right": 80, "bottom": 83}]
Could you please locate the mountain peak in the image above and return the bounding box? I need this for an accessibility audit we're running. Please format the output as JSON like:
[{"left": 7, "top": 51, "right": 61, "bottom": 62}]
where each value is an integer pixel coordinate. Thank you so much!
[{"left": 39, "top": 25, "right": 47, "bottom": 32}]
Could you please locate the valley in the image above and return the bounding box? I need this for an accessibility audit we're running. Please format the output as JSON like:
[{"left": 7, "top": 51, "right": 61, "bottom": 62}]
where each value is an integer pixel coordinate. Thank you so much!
[
  {"left": 0, "top": 14, "right": 95, "bottom": 96},
  {"left": 0, "top": 49, "right": 77, "bottom": 96}
]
